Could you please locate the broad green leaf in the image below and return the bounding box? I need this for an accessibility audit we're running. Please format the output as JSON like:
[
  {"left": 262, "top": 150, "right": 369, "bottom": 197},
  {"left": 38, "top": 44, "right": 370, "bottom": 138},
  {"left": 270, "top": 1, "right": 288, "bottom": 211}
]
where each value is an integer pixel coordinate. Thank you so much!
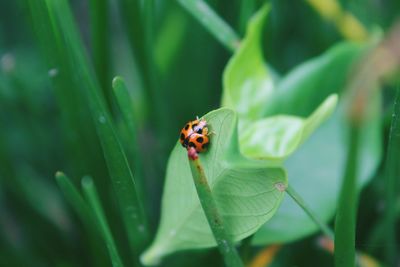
[
  {"left": 141, "top": 108, "right": 287, "bottom": 265},
  {"left": 253, "top": 42, "right": 382, "bottom": 244},
  {"left": 262, "top": 42, "right": 366, "bottom": 117},
  {"left": 222, "top": 5, "right": 274, "bottom": 126},
  {"left": 240, "top": 94, "right": 337, "bottom": 159}
]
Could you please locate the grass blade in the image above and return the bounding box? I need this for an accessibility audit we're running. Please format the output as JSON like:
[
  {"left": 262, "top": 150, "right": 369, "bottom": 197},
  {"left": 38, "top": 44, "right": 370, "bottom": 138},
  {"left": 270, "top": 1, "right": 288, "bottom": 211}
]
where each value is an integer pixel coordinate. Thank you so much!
[
  {"left": 42, "top": 0, "right": 148, "bottom": 250},
  {"left": 55, "top": 172, "right": 109, "bottom": 267},
  {"left": 82, "top": 176, "right": 125, "bottom": 267},
  {"left": 382, "top": 86, "right": 400, "bottom": 266},
  {"left": 55, "top": 172, "right": 93, "bottom": 227},
  {"left": 89, "top": 0, "right": 111, "bottom": 104},
  {"left": 117, "top": 0, "right": 146, "bottom": 70},
  {"left": 118, "top": 0, "right": 168, "bottom": 142},
  {"left": 334, "top": 124, "right": 359, "bottom": 267},
  {"left": 237, "top": 0, "right": 256, "bottom": 35},
  {"left": 112, "top": 76, "right": 145, "bottom": 205},
  {"left": 27, "top": 0, "right": 108, "bottom": 182},
  {"left": 117, "top": 0, "right": 160, "bottom": 127},
  {"left": 334, "top": 23, "right": 400, "bottom": 267},
  {"left": 112, "top": 76, "right": 141, "bottom": 164},
  {"left": 176, "top": 0, "right": 240, "bottom": 52}
]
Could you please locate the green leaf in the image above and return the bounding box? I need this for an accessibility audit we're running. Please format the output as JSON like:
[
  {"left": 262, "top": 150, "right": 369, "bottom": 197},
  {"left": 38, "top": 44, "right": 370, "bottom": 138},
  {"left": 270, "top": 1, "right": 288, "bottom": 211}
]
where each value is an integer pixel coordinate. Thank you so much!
[
  {"left": 240, "top": 94, "right": 338, "bottom": 159},
  {"left": 262, "top": 42, "right": 366, "bottom": 117},
  {"left": 252, "top": 43, "right": 382, "bottom": 244},
  {"left": 141, "top": 108, "right": 287, "bottom": 265},
  {"left": 222, "top": 5, "right": 273, "bottom": 126}
]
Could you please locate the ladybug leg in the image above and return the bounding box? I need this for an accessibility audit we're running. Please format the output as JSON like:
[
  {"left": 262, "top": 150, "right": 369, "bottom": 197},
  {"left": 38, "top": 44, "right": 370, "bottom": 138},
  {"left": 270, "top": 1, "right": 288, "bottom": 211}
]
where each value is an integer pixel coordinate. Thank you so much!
[{"left": 208, "top": 131, "right": 217, "bottom": 136}]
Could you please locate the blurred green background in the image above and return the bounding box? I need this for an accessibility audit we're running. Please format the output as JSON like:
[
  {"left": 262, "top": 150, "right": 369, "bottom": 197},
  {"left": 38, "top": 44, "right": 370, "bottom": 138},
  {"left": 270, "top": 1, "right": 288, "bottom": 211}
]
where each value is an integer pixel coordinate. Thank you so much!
[{"left": 1, "top": 0, "right": 399, "bottom": 266}]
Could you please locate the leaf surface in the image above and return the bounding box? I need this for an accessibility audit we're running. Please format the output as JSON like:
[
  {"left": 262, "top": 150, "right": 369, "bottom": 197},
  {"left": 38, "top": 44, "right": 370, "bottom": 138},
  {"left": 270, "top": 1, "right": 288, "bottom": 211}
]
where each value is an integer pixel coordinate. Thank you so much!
[
  {"left": 222, "top": 5, "right": 273, "bottom": 127},
  {"left": 240, "top": 95, "right": 337, "bottom": 159}
]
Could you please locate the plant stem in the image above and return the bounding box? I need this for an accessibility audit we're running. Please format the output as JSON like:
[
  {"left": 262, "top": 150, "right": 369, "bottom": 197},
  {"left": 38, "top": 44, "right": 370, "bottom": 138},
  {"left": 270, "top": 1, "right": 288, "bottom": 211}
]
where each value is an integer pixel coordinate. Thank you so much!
[
  {"left": 334, "top": 125, "right": 359, "bottom": 267},
  {"left": 176, "top": 0, "right": 240, "bottom": 52},
  {"left": 383, "top": 86, "right": 400, "bottom": 266},
  {"left": 188, "top": 155, "right": 244, "bottom": 267},
  {"left": 286, "top": 185, "right": 335, "bottom": 241}
]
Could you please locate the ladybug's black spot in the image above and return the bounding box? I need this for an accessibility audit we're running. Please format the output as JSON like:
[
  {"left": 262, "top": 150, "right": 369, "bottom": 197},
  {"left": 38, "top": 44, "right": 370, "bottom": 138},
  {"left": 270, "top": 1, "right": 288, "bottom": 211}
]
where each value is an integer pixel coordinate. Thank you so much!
[
  {"left": 192, "top": 123, "right": 198, "bottom": 129},
  {"left": 202, "top": 143, "right": 209, "bottom": 149},
  {"left": 196, "top": 136, "right": 204, "bottom": 143},
  {"left": 189, "top": 142, "right": 196, "bottom": 148},
  {"left": 196, "top": 128, "right": 203, "bottom": 134},
  {"left": 180, "top": 133, "right": 185, "bottom": 140},
  {"left": 183, "top": 138, "right": 189, "bottom": 147},
  {"left": 184, "top": 124, "right": 190, "bottom": 130}
]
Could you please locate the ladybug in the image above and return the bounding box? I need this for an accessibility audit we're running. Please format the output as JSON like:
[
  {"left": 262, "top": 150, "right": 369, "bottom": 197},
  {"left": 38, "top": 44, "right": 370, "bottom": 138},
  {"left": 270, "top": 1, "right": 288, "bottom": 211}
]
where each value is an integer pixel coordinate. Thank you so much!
[{"left": 179, "top": 117, "right": 210, "bottom": 153}]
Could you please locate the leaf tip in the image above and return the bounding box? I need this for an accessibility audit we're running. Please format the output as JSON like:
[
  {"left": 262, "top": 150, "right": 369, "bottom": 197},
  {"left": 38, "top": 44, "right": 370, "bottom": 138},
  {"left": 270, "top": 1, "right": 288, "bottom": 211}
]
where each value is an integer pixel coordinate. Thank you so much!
[
  {"left": 81, "top": 176, "right": 93, "bottom": 189},
  {"left": 140, "top": 244, "right": 164, "bottom": 266},
  {"left": 248, "top": 3, "right": 270, "bottom": 30},
  {"left": 326, "top": 93, "right": 339, "bottom": 108},
  {"left": 55, "top": 171, "right": 64, "bottom": 178}
]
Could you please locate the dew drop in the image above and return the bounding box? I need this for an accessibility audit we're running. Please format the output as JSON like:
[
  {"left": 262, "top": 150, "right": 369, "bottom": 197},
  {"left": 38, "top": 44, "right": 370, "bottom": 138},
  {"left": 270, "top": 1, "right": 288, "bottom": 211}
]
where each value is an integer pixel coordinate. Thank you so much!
[
  {"left": 138, "top": 225, "right": 145, "bottom": 232},
  {"left": 169, "top": 230, "right": 176, "bottom": 237},
  {"left": 1, "top": 53, "right": 15, "bottom": 73},
  {"left": 48, "top": 68, "right": 59, "bottom": 77},
  {"left": 98, "top": 115, "right": 106, "bottom": 124}
]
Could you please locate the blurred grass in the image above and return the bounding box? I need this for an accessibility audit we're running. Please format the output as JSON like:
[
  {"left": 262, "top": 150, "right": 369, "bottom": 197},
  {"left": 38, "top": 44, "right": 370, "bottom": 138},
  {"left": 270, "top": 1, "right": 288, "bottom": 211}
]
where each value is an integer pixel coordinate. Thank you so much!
[
  {"left": 176, "top": 0, "right": 240, "bottom": 52},
  {"left": 27, "top": 0, "right": 149, "bottom": 261},
  {"left": 89, "top": 0, "right": 110, "bottom": 105},
  {"left": 82, "top": 176, "right": 125, "bottom": 267},
  {"left": 1, "top": 0, "right": 400, "bottom": 266},
  {"left": 334, "top": 124, "right": 359, "bottom": 267},
  {"left": 382, "top": 85, "right": 400, "bottom": 266},
  {"left": 56, "top": 172, "right": 108, "bottom": 267}
]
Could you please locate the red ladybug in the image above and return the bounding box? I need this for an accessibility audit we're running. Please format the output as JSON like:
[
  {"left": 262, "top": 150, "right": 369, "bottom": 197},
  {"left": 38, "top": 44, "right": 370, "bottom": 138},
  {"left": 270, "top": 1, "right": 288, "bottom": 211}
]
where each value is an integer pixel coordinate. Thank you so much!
[{"left": 179, "top": 117, "right": 210, "bottom": 153}]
